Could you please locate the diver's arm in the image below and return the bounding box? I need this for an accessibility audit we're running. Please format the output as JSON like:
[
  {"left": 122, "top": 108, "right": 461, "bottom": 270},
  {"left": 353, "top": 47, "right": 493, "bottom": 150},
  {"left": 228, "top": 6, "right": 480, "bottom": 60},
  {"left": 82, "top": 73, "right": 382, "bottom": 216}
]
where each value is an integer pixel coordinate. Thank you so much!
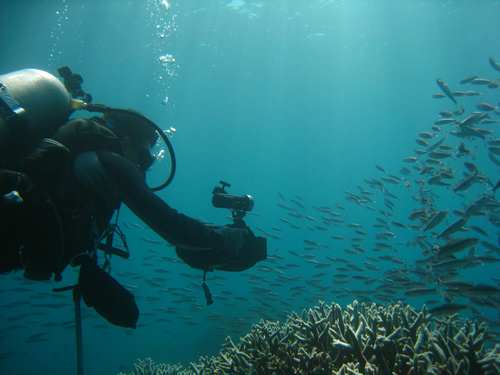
[{"left": 96, "top": 151, "right": 225, "bottom": 250}]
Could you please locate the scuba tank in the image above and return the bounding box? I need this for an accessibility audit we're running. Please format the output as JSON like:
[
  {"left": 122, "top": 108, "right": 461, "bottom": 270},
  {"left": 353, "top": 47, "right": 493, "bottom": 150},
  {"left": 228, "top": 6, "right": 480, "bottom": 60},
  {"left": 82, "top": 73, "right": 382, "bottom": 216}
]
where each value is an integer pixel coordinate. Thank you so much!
[
  {"left": 0, "top": 67, "right": 176, "bottom": 190},
  {"left": 0, "top": 69, "right": 72, "bottom": 167}
]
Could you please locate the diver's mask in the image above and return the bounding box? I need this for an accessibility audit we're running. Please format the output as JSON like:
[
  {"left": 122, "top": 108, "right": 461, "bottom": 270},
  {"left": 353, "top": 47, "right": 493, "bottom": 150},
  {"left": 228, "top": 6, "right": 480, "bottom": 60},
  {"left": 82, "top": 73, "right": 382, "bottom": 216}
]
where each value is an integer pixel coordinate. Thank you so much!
[{"left": 103, "top": 113, "right": 157, "bottom": 172}]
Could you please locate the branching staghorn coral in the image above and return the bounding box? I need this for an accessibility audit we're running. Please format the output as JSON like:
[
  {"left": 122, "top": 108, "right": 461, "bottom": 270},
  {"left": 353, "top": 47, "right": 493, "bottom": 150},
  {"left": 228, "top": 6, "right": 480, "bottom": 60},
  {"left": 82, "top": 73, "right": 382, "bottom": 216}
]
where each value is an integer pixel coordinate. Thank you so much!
[
  {"left": 117, "top": 357, "right": 185, "bottom": 375},
  {"left": 118, "top": 301, "right": 500, "bottom": 375}
]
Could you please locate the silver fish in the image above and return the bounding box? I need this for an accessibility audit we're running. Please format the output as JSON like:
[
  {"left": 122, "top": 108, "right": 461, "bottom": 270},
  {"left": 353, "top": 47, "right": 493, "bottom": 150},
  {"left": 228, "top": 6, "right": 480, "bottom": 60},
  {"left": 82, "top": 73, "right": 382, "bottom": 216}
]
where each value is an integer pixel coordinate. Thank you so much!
[
  {"left": 470, "top": 78, "right": 491, "bottom": 85},
  {"left": 463, "top": 91, "right": 481, "bottom": 96},
  {"left": 438, "top": 238, "right": 479, "bottom": 256},
  {"left": 488, "top": 81, "right": 499, "bottom": 89},
  {"left": 488, "top": 152, "right": 500, "bottom": 166},
  {"left": 434, "top": 118, "right": 456, "bottom": 125},
  {"left": 460, "top": 75, "right": 478, "bottom": 84},
  {"left": 457, "top": 142, "right": 470, "bottom": 156},
  {"left": 477, "top": 102, "right": 496, "bottom": 111},
  {"left": 436, "top": 79, "right": 457, "bottom": 104},
  {"left": 405, "top": 287, "right": 437, "bottom": 296},
  {"left": 416, "top": 139, "right": 429, "bottom": 147},
  {"left": 464, "top": 161, "right": 478, "bottom": 173},
  {"left": 488, "top": 146, "right": 500, "bottom": 156},
  {"left": 467, "top": 225, "right": 488, "bottom": 237},
  {"left": 453, "top": 174, "right": 478, "bottom": 192},
  {"left": 427, "top": 137, "right": 447, "bottom": 152},
  {"left": 429, "top": 151, "right": 452, "bottom": 159},
  {"left": 489, "top": 57, "right": 500, "bottom": 72},
  {"left": 403, "top": 156, "right": 418, "bottom": 163},
  {"left": 465, "top": 284, "right": 500, "bottom": 297},
  {"left": 458, "top": 113, "right": 484, "bottom": 127},
  {"left": 429, "top": 303, "right": 467, "bottom": 316},
  {"left": 419, "top": 132, "right": 433, "bottom": 139},
  {"left": 437, "top": 217, "right": 467, "bottom": 238},
  {"left": 423, "top": 210, "right": 448, "bottom": 231}
]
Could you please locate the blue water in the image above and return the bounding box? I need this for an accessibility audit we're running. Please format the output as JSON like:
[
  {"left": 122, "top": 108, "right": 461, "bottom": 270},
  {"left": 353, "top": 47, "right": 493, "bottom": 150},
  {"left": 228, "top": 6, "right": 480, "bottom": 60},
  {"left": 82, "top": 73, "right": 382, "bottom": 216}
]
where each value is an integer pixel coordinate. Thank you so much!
[{"left": 1, "top": 1, "right": 499, "bottom": 374}]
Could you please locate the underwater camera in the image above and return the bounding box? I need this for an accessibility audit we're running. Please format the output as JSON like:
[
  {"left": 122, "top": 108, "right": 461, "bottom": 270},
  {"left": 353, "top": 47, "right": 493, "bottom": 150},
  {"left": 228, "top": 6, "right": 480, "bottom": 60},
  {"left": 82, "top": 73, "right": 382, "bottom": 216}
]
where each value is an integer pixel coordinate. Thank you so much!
[{"left": 212, "top": 180, "right": 254, "bottom": 224}]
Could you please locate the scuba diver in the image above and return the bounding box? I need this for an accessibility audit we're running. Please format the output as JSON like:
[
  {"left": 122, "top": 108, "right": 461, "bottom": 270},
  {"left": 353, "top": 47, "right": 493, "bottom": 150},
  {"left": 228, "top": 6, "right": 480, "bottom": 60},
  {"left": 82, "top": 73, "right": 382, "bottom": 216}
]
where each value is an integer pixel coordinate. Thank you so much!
[{"left": 0, "top": 68, "right": 267, "bottom": 328}]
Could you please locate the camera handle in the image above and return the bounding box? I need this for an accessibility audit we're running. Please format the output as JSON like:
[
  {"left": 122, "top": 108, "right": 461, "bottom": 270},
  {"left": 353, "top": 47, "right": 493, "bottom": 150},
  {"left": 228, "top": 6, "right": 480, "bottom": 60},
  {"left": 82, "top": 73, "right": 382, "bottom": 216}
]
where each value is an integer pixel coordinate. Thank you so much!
[{"left": 231, "top": 209, "right": 247, "bottom": 227}]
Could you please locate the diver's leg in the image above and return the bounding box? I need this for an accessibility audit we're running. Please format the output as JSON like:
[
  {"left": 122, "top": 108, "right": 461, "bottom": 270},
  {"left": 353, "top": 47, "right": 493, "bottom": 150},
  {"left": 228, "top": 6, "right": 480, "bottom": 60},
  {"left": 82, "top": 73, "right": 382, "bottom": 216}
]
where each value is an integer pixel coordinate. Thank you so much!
[
  {"left": 0, "top": 199, "right": 60, "bottom": 279},
  {"left": 0, "top": 205, "right": 23, "bottom": 273},
  {"left": 21, "top": 200, "right": 62, "bottom": 280}
]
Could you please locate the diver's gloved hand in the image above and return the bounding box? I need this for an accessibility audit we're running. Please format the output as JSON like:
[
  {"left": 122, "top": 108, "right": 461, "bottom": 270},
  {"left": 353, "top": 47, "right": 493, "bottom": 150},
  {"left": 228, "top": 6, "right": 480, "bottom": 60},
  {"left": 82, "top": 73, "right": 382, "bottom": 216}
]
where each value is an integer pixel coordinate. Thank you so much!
[
  {"left": 212, "top": 223, "right": 266, "bottom": 271},
  {"left": 176, "top": 223, "right": 267, "bottom": 272},
  {"left": 212, "top": 224, "right": 252, "bottom": 258}
]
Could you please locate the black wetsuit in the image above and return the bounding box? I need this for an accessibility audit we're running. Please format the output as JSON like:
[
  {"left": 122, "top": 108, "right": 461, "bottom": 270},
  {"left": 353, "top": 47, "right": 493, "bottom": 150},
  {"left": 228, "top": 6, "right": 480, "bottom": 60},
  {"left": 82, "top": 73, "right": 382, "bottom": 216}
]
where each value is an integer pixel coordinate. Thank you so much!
[
  {"left": 1, "top": 118, "right": 265, "bottom": 281},
  {"left": 1, "top": 116, "right": 265, "bottom": 327}
]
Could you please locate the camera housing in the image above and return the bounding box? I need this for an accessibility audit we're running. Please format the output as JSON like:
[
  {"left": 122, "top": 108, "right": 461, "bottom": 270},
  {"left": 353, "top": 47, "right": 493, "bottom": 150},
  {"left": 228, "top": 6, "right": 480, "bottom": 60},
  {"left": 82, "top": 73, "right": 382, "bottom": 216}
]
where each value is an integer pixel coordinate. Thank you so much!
[{"left": 212, "top": 181, "right": 254, "bottom": 225}]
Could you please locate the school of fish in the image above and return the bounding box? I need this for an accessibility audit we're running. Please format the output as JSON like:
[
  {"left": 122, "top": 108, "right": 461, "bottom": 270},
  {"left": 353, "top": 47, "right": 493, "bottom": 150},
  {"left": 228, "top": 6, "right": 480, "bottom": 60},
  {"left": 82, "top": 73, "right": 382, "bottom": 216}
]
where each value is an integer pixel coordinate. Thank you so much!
[{"left": 0, "top": 57, "right": 499, "bottom": 363}]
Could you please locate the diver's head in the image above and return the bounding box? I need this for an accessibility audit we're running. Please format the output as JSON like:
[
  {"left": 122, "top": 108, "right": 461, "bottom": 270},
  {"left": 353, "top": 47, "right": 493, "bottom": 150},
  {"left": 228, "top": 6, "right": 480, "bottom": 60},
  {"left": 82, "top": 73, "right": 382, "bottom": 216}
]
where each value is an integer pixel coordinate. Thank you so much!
[{"left": 103, "top": 109, "right": 158, "bottom": 171}]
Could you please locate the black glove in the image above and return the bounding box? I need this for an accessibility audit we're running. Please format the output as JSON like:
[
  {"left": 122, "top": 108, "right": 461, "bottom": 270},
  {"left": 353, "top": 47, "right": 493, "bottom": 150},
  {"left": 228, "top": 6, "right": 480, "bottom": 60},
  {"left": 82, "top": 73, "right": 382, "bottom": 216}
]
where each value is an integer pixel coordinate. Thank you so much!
[
  {"left": 216, "top": 224, "right": 267, "bottom": 271},
  {"left": 176, "top": 224, "right": 267, "bottom": 272},
  {"left": 213, "top": 224, "right": 251, "bottom": 258}
]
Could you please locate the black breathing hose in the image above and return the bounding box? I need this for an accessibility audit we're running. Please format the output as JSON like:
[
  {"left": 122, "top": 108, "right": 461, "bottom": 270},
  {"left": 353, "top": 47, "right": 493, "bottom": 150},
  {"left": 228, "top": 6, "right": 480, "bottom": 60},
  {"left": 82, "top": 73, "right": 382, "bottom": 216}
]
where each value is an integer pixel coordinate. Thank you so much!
[{"left": 84, "top": 104, "right": 176, "bottom": 191}]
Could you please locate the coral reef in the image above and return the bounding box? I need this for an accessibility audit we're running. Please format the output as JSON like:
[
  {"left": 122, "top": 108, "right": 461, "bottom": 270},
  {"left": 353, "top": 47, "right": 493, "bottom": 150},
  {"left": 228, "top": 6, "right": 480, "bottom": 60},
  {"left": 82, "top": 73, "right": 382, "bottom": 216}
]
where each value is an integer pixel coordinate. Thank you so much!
[
  {"left": 118, "top": 301, "right": 500, "bottom": 375},
  {"left": 118, "top": 357, "right": 185, "bottom": 375}
]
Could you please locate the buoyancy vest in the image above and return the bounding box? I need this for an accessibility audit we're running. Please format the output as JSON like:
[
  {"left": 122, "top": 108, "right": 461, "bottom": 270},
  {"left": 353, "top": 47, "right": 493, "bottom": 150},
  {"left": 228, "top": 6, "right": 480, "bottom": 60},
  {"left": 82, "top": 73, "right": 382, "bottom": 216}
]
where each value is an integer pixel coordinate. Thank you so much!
[
  {"left": 2, "top": 117, "right": 123, "bottom": 280},
  {"left": 50, "top": 118, "right": 124, "bottom": 263}
]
